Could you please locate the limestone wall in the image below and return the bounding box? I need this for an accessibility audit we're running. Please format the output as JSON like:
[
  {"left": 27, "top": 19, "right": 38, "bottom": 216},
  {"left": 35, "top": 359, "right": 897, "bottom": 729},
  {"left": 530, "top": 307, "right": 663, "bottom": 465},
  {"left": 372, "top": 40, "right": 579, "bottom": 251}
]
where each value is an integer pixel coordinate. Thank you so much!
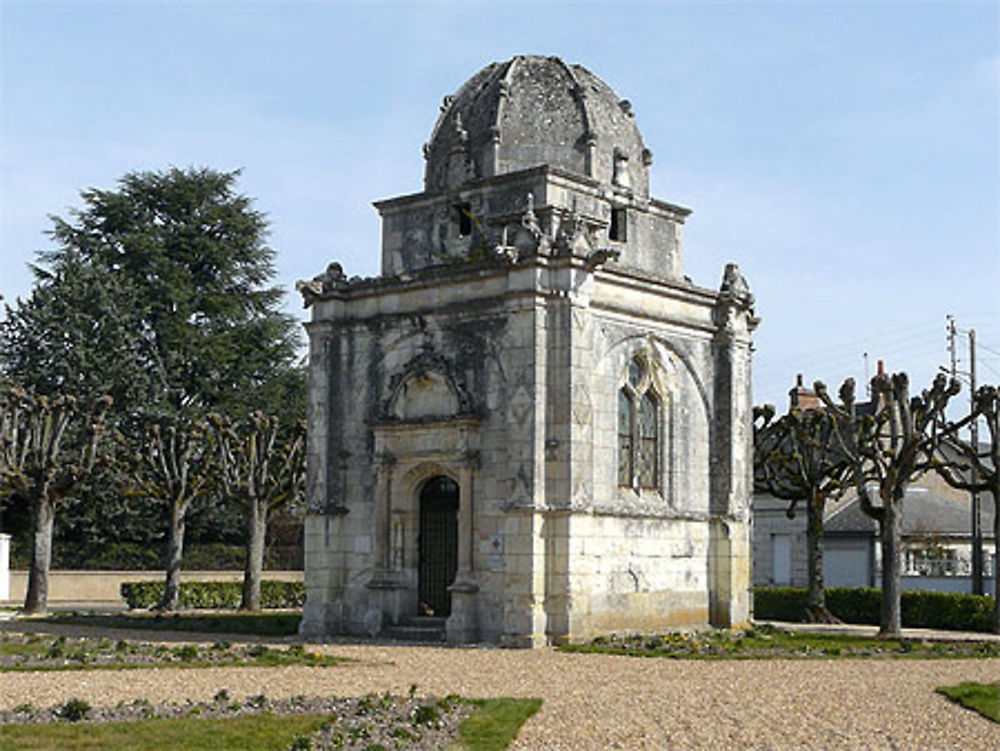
[{"left": 560, "top": 514, "right": 712, "bottom": 641}]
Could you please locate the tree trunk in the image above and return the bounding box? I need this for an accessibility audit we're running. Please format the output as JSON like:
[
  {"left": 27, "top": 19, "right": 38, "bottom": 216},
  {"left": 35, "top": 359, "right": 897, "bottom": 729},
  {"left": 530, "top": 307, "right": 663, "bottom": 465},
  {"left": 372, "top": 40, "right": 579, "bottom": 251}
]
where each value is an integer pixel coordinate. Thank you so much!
[
  {"left": 878, "top": 500, "right": 903, "bottom": 637},
  {"left": 804, "top": 493, "right": 839, "bottom": 623},
  {"left": 159, "top": 500, "right": 186, "bottom": 611},
  {"left": 240, "top": 500, "right": 267, "bottom": 611},
  {"left": 23, "top": 495, "right": 55, "bottom": 615}
]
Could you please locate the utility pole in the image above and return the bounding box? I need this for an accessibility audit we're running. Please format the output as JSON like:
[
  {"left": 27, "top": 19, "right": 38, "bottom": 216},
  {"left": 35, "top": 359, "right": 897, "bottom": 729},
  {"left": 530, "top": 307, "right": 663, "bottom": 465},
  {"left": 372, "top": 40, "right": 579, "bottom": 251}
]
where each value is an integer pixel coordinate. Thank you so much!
[
  {"left": 946, "top": 315, "right": 983, "bottom": 594},
  {"left": 947, "top": 315, "right": 958, "bottom": 379},
  {"left": 970, "top": 329, "right": 982, "bottom": 595}
]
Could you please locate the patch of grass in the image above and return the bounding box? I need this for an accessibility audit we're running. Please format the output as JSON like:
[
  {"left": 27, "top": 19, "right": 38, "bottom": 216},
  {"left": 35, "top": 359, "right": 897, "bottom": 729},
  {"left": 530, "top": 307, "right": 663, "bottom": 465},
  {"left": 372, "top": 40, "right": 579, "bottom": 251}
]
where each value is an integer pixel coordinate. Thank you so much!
[
  {"left": 459, "top": 698, "right": 543, "bottom": 751},
  {"left": 559, "top": 625, "right": 1000, "bottom": 660},
  {"left": 0, "top": 713, "right": 330, "bottom": 751},
  {"left": 36, "top": 612, "right": 302, "bottom": 637},
  {"left": 0, "top": 640, "right": 46, "bottom": 658},
  {"left": 937, "top": 682, "right": 1000, "bottom": 723}
]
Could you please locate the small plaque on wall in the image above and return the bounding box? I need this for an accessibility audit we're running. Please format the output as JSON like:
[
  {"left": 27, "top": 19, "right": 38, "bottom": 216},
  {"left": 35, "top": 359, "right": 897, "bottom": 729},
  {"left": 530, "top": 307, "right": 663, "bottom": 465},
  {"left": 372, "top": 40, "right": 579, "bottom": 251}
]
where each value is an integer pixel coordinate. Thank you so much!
[{"left": 487, "top": 533, "right": 504, "bottom": 570}]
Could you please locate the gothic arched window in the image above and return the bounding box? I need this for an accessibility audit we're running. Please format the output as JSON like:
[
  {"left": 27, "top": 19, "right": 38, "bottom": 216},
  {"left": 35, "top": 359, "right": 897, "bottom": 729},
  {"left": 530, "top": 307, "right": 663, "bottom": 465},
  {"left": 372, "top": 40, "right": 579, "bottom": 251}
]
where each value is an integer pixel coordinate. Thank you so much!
[
  {"left": 617, "top": 390, "right": 633, "bottom": 486},
  {"left": 638, "top": 391, "right": 659, "bottom": 488},
  {"left": 618, "top": 356, "right": 661, "bottom": 491}
]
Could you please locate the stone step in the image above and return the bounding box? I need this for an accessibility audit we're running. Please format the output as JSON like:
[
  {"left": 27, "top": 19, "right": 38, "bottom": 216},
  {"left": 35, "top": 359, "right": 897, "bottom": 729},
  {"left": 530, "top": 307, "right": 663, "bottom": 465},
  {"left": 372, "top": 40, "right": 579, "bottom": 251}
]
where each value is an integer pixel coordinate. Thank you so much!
[
  {"left": 383, "top": 616, "right": 447, "bottom": 643},
  {"left": 397, "top": 615, "right": 447, "bottom": 628}
]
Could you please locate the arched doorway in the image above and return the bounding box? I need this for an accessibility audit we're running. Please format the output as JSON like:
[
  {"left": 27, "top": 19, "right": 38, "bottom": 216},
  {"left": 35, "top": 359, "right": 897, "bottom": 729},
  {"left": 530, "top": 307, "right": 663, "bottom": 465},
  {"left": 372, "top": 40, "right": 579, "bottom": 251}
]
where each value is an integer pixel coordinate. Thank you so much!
[{"left": 418, "top": 475, "right": 459, "bottom": 616}]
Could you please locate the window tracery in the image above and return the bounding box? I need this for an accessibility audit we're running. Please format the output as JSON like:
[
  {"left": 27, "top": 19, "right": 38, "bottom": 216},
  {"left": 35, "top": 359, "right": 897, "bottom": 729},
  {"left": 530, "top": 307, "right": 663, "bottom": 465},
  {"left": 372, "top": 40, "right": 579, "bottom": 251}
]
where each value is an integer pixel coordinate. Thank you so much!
[{"left": 618, "top": 355, "right": 662, "bottom": 490}]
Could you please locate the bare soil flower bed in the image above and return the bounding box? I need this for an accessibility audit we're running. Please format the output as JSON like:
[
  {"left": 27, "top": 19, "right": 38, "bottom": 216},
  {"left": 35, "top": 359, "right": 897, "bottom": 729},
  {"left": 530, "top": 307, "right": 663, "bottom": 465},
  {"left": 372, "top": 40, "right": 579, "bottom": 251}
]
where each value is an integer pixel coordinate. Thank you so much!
[
  {"left": 560, "top": 624, "right": 1000, "bottom": 659},
  {"left": 0, "top": 631, "right": 344, "bottom": 671},
  {"left": 1, "top": 692, "right": 475, "bottom": 750}
]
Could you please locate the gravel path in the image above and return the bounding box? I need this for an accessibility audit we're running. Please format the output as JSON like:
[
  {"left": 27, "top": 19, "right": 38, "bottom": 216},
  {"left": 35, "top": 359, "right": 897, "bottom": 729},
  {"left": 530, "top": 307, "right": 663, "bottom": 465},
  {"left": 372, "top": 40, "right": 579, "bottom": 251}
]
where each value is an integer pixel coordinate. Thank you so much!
[{"left": 2, "top": 634, "right": 998, "bottom": 750}]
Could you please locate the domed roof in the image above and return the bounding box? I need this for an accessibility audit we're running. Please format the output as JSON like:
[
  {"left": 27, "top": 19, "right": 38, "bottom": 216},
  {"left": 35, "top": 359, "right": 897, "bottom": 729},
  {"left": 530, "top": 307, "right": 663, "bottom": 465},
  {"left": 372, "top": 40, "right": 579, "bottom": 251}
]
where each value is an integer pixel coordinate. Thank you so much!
[{"left": 424, "top": 55, "right": 652, "bottom": 196}]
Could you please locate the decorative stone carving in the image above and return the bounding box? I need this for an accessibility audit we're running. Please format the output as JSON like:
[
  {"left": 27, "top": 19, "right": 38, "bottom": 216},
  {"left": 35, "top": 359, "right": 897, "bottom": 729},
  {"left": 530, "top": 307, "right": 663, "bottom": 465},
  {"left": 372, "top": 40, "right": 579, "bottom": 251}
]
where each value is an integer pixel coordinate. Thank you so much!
[
  {"left": 553, "top": 207, "right": 598, "bottom": 258},
  {"left": 714, "top": 263, "right": 755, "bottom": 334},
  {"left": 383, "top": 350, "right": 474, "bottom": 419},
  {"left": 296, "top": 262, "right": 348, "bottom": 305},
  {"left": 719, "top": 263, "right": 754, "bottom": 307},
  {"left": 584, "top": 247, "right": 621, "bottom": 270},
  {"left": 516, "top": 192, "right": 551, "bottom": 255}
]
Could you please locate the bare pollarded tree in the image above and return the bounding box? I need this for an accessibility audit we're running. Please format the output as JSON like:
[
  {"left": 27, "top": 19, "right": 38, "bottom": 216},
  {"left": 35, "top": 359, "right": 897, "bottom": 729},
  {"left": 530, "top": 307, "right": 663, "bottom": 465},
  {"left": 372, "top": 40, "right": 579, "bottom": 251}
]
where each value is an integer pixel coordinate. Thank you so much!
[
  {"left": 931, "top": 384, "right": 999, "bottom": 631},
  {"left": 118, "top": 418, "right": 216, "bottom": 611},
  {"left": 0, "top": 387, "right": 112, "bottom": 614},
  {"left": 754, "top": 401, "right": 852, "bottom": 622},
  {"left": 817, "top": 372, "right": 960, "bottom": 637},
  {"left": 213, "top": 411, "right": 305, "bottom": 611}
]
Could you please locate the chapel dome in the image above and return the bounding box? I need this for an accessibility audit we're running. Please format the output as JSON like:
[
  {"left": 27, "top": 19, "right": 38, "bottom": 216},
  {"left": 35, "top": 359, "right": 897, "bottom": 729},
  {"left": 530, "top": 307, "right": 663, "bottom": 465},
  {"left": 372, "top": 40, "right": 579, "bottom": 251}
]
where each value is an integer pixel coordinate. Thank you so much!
[{"left": 423, "top": 55, "right": 652, "bottom": 196}]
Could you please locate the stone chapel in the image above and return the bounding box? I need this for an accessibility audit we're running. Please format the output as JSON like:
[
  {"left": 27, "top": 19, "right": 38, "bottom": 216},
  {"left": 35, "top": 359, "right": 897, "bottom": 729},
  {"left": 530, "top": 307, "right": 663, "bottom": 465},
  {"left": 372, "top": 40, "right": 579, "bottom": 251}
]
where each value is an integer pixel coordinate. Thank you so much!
[{"left": 297, "top": 55, "right": 757, "bottom": 646}]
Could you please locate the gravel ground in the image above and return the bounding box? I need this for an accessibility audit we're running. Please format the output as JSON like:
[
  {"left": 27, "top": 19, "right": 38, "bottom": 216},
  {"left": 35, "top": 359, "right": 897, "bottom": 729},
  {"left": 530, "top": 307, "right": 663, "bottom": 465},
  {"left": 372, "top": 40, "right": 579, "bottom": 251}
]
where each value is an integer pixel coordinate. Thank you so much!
[{"left": 1, "top": 630, "right": 998, "bottom": 750}]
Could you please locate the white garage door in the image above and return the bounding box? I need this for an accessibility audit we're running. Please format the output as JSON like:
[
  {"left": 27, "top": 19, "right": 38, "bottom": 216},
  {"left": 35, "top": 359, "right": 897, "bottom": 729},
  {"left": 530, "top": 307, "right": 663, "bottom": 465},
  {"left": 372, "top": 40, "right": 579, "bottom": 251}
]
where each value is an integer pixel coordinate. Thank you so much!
[{"left": 825, "top": 544, "right": 869, "bottom": 587}]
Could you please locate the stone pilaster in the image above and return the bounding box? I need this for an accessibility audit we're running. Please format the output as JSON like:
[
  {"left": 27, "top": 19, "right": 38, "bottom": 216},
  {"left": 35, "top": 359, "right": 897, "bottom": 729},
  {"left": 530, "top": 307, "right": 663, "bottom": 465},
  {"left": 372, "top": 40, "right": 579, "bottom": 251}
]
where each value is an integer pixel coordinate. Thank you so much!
[
  {"left": 448, "top": 452, "right": 481, "bottom": 644},
  {"left": 708, "top": 263, "right": 756, "bottom": 628}
]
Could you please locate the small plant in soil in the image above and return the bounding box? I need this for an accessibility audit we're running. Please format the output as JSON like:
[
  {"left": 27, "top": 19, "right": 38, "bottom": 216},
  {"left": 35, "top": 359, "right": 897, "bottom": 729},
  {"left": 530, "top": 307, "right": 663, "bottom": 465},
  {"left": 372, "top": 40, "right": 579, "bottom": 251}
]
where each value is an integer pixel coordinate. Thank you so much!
[{"left": 57, "top": 698, "right": 91, "bottom": 722}]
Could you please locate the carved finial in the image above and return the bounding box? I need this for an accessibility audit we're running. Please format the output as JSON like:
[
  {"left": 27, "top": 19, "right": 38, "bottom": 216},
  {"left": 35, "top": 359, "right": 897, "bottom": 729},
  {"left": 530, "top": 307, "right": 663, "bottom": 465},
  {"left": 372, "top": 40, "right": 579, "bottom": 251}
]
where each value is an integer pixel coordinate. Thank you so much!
[
  {"left": 296, "top": 262, "right": 348, "bottom": 307},
  {"left": 714, "top": 263, "right": 755, "bottom": 334},
  {"left": 494, "top": 225, "right": 519, "bottom": 265},
  {"left": 618, "top": 99, "right": 633, "bottom": 116},
  {"left": 440, "top": 94, "right": 454, "bottom": 113},
  {"left": 720, "top": 263, "right": 753, "bottom": 305},
  {"left": 517, "top": 192, "right": 550, "bottom": 256},
  {"left": 521, "top": 193, "right": 538, "bottom": 232}
]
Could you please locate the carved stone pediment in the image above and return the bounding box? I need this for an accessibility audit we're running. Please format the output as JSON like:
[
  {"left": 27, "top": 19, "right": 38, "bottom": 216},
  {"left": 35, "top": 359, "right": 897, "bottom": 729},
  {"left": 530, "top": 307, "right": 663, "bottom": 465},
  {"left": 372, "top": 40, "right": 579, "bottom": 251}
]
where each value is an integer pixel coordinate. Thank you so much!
[{"left": 382, "top": 350, "right": 474, "bottom": 421}]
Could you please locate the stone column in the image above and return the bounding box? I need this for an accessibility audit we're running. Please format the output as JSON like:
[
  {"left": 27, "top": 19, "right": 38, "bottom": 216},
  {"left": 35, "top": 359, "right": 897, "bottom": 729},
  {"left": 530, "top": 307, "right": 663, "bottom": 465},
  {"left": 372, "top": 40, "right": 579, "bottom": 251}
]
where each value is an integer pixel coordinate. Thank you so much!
[
  {"left": 448, "top": 451, "right": 481, "bottom": 644},
  {"left": 372, "top": 453, "right": 395, "bottom": 571}
]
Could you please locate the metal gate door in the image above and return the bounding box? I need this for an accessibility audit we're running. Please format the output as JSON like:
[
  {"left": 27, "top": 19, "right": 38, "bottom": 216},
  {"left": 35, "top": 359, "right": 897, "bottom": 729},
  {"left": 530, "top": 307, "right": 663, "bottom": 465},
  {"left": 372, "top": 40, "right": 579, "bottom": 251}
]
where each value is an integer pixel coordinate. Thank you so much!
[{"left": 418, "top": 476, "right": 459, "bottom": 617}]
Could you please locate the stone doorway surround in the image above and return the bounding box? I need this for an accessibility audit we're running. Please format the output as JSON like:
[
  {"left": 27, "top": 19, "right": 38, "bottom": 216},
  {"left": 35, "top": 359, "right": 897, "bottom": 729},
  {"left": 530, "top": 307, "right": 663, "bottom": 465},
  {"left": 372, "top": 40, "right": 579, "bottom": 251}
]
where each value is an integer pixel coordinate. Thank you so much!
[{"left": 367, "top": 418, "right": 481, "bottom": 644}]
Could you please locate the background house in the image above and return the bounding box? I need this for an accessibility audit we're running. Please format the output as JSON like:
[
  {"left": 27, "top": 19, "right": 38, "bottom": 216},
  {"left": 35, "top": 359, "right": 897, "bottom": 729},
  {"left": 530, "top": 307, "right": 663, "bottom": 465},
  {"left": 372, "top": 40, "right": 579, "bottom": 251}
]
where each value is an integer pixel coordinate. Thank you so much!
[
  {"left": 753, "top": 374, "right": 996, "bottom": 596},
  {"left": 754, "top": 483, "right": 996, "bottom": 596}
]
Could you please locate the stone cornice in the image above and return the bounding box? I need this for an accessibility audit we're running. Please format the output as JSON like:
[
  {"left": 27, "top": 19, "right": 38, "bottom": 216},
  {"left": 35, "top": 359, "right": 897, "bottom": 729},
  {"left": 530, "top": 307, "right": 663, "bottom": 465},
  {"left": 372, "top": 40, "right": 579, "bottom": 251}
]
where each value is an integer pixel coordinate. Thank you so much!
[{"left": 373, "top": 163, "right": 690, "bottom": 221}]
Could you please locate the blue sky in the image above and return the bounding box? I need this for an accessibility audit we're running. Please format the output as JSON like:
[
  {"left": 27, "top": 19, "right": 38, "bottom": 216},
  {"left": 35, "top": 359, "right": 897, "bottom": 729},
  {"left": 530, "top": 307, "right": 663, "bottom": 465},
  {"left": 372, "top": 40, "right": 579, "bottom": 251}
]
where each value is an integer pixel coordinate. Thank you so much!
[{"left": 2, "top": 0, "right": 998, "bottom": 408}]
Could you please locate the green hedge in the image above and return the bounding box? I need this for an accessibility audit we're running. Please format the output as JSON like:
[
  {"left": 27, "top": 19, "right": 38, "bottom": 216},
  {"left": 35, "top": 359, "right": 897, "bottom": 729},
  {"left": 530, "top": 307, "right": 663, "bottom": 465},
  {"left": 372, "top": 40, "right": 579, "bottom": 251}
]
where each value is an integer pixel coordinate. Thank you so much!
[
  {"left": 120, "top": 580, "right": 305, "bottom": 610},
  {"left": 754, "top": 586, "right": 995, "bottom": 633}
]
